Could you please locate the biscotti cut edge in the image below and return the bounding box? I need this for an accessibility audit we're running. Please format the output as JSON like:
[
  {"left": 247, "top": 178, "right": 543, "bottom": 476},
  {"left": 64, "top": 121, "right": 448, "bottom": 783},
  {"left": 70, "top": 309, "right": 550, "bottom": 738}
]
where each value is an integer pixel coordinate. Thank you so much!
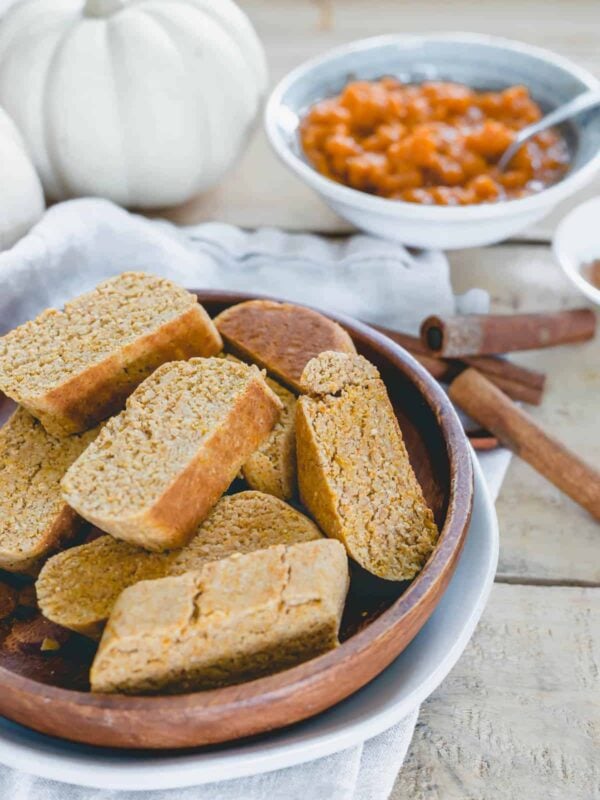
[
  {"left": 0, "top": 408, "right": 100, "bottom": 575},
  {"left": 61, "top": 360, "right": 284, "bottom": 551},
  {"left": 90, "top": 539, "right": 349, "bottom": 694},
  {"left": 36, "top": 536, "right": 170, "bottom": 638},
  {"left": 32, "top": 303, "right": 223, "bottom": 437},
  {"left": 36, "top": 491, "right": 323, "bottom": 638},
  {"left": 220, "top": 354, "right": 297, "bottom": 500},
  {"left": 296, "top": 351, "right": 439, "bottom": 581},
  {"left": 300, "top": 350, "right": 380, "bottom": 396},
  {"left": 241, "top": 377, "right": 297, "bottom": 500},
  {"left": 0, "top": 505, "right": 87, "bottom": 576},
  {"left": 0, "top": 273, "right": 223, "bottom": 437}
]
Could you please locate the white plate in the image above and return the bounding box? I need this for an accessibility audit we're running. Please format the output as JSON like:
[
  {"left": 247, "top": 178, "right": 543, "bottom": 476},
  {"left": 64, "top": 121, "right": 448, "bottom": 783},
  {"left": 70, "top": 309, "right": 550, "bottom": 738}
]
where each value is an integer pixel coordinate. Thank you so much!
[{"left": 0, "top": 456, "right": 497, "bottom": 791}]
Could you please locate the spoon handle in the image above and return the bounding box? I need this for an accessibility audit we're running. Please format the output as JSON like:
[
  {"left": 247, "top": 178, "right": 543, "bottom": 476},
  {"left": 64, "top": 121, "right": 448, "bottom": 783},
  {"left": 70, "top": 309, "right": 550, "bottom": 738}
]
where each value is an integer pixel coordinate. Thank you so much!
[
  {"left": 498, "top": 88, "right": 600, "bottom": 170},
  {"left": 533, "top": 88, "right": 600, "bottom": 130}
]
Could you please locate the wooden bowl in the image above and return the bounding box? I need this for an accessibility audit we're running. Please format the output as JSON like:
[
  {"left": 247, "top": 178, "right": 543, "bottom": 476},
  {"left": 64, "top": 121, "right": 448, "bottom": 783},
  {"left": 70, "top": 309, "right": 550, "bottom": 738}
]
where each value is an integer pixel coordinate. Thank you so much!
[{"left": 0, "top": 291, "right": 473, "bottom": 749}]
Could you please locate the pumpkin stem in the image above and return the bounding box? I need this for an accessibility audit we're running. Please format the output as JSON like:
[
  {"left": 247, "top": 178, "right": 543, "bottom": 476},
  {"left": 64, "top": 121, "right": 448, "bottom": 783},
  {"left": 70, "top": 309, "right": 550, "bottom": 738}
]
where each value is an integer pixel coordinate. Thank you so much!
[{"left": 83, "top": 0, "right": 126, "bottom": 16}]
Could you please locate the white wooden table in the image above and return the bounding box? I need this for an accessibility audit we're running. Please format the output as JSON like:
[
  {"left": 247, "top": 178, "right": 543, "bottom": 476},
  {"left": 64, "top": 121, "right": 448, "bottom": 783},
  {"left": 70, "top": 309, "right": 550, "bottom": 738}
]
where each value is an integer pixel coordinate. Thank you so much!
[{"left": 169, "top": 3, "right": 600, "bottom": 796}]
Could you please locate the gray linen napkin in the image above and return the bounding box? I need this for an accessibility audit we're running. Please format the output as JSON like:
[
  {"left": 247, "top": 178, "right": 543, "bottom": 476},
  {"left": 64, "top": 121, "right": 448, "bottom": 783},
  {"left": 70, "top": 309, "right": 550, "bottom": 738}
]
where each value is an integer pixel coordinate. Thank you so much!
[
  {"left": 0, "top": 198, "right": 505, "bottom": 799},
  {"left": 0, "top": 198, "right": 489, "bottom": 335}
]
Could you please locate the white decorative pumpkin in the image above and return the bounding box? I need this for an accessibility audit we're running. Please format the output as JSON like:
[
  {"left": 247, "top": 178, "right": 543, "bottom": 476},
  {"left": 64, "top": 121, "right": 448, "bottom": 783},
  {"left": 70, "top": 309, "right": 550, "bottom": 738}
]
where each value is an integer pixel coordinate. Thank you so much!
[
  {"left": 0, "top": 0, "right": 267, "bottom": 208},
  {"left": 0, "top": 105, "right": 44, "bottom": 250}
]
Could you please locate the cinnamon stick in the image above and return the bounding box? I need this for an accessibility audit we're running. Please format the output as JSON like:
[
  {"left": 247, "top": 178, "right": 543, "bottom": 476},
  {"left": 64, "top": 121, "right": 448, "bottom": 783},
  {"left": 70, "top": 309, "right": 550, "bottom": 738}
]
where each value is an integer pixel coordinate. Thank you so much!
[
  {"left": 368, "top": 324, "right": 499, "bottom": 449},
  {"left": 369, "top": 326, "right": 458, "bottom": 380},
  {"left": 371, "top": 325, "right": 544, "bottom": 404},
  {"left": 466, "top": 430, "right": 500, "bottom": 451},
  {"left": 412, "top": 353, "right": 457, "bottom": 382},
  {"left": 460, "top": 355, "right": 545, "bottom": 391},
  {"left": 449, "top": 368, "right": 600, "bottom": 520},
  {"left": 478, "top": 373, "right": 543, "bottom": 406},
  {"left": 421, "top": 309, "right": 596, "bottom": 357}
]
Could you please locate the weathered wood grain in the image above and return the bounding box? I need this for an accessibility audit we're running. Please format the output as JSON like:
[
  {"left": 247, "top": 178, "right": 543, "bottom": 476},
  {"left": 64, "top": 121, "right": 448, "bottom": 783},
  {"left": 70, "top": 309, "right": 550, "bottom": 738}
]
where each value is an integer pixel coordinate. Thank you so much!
[
  {"left": 449, "top": 246, "right": 600, "bottom": 584},
  {"left": 163, "top": 0, "right": 600, "bottom": 237},
  {"left": 391, "top": 583, "right": 600, "bottom": 800}
]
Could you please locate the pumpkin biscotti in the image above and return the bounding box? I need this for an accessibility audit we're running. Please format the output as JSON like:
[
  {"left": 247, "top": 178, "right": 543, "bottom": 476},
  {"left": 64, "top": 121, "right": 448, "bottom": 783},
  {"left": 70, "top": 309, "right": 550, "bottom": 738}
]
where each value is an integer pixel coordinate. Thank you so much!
[
  {"left": 0, "top": 407, "right": 100, "bottom": 574},
  {"left": 215, "top": 299, "right": 356, "bottom": 392},
  {"left": 37, "top": 491, "right": 322, "bottom": 638},
  {"left": 296, "top": 351, "right": 438, "bottom": 581},
  {"left": 90, "top": 539, "right": 348, "bottom": 694},
  {"left": 0, "top": 272, "right": 222, "bottom": 436},
  {"left": 242, "top": 376, "right": 297, "bottom": 499},
  {"left": 61, "top": 358, "right": 283, "bottom": 551},
  {"left": 221, "top": 354, "right": 297, "bottom": 500}
]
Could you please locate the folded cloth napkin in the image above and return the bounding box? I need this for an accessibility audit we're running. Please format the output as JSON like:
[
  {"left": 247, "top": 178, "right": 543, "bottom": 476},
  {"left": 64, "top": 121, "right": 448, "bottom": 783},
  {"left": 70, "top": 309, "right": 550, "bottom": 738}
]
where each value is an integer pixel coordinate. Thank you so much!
[
  {"left": 0, "top": 199, "right": 509, "bottom": 799},
  {"left": 0, "top": 198, "right": 491, "bottom": 334}
]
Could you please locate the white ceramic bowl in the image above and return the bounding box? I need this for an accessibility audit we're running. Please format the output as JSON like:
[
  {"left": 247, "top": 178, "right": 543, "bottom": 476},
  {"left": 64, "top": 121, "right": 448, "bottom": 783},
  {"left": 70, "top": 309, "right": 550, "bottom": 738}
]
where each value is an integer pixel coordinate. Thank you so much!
[
  {"left": 265, "top": 34, "right": 600, "bottom": 250},
  {"left": 553, "top": 196, "right": 600, "bottom": 306}
]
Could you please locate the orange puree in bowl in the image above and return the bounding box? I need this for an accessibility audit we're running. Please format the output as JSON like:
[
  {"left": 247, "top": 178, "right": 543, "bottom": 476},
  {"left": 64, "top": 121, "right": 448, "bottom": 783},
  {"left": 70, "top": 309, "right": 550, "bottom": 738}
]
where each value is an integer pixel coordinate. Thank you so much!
[{"left": 300, "top": 79, "right": 569, "bottom": 205}]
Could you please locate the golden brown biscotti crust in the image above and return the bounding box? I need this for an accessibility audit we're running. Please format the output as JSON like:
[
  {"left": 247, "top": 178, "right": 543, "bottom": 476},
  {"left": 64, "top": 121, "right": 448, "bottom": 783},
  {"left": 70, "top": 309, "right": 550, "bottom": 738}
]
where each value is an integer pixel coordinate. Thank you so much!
[
  {"left": 0, "top": 408, "right": 101, "bottom": 575},
  {"left": 296, "top": 351, "right": 439, "bottom": 581},
  {"left": 37, "top": 491, "right": 323, "bottom": 639},
  {"left": 61, "top": 358, "right": 283, "bottom": 551},
  {"left": 0, "top": 272, "right": 222, "bottom": 436},
  {"left": 214, "top": 299, "right": 356, "bottom": 392},
  {"left": 90, "top": 539, "right": 349, "bottom": 694}
]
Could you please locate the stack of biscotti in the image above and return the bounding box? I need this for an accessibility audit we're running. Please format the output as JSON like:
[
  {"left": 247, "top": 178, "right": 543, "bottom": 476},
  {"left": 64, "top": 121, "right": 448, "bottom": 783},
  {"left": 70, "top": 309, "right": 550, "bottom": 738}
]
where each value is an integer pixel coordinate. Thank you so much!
[
  {"left": 37, "top": 491, "right": 323, "bottom": 638},
  {"left": 0, "top": 281, "right": 440, "bottom": 697},
  {"left": 90, "top": 539, "right": 349, "bottom": 694},
  {"left": 61, "top": 357, "right": 282, "bottom": 550},
  {"left": 216, "top": 301, "right": 358, "bottom": 499},
  {"left": 0, "top": 272, "right": 224, "bottom": 575},
  {"left": 0, "top": 272, "right": 223, "bottom": 436}
]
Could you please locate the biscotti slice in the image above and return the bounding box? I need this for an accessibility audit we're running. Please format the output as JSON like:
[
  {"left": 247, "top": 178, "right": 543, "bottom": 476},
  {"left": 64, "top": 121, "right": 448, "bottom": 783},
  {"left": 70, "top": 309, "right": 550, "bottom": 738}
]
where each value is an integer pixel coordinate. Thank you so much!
[
  {"left": 169, "top": 490, "right": 321, "bottom": 571},
  {"left": 37, "top": 491, "right": 322, "bottom": 638},
  {"left": 296, "top": 351, "right": 439, "bottom": 581},
  {"left": 0, "top": 272, "right": 222, "bottom": 436},
  {"left": 0, "top": 408, "right": 100, "bottom": 574},
  {"left": 61, "top": 359, "right": 283, "bottom": 551},
  {"left": 242, "top": 376, "right": 297, "bottom": 499},
  {"left": 90, "top": 539, "right": 348, "bottom": 694},
  {"left": 221, "top": 354, "right": 297, "bottom": 500},
  {"left": 36, "top": 537, "right": 168, "bottom": 639},
  {"left": 215, "top": 299, "right": 356, "bottom": 392}
]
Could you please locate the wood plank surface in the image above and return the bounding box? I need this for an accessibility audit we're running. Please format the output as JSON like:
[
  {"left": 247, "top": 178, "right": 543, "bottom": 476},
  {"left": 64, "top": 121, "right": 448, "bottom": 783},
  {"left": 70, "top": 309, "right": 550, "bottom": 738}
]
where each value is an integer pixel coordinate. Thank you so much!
[
  {"left": 163, "top": 0, "right": 600, "bottom": 238},
  {"left": 0, "top": 0, "right": 596, "bottom": 794},
  {"left": 168, "top": 6, "right": 597, "bottom": 793},
  {"left": 161, "top": 4, "right": 600, "bottom": 795},
  {"left": 449, "top": 245, "right": 600, "bottom": 584},
  {"left": 391, "top": 583, "right": 600, "bottom": 800}
]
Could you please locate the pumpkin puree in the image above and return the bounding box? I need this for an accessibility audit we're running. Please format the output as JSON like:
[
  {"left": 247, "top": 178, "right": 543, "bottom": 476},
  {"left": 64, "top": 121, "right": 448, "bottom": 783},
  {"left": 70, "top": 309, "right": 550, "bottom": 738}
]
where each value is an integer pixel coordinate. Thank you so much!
[{"left": 300, "top": 79, "right": 569, "bottom": 205}]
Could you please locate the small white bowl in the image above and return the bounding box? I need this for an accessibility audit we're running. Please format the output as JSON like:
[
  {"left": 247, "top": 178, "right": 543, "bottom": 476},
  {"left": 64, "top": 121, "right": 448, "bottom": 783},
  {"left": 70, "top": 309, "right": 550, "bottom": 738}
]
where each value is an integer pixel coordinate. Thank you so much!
[
  {"left": 265, "top": 34, "right": 600, "bottom": 250},
  {"left": 553, "top": 196, "right": 600, "bottom": 306}
]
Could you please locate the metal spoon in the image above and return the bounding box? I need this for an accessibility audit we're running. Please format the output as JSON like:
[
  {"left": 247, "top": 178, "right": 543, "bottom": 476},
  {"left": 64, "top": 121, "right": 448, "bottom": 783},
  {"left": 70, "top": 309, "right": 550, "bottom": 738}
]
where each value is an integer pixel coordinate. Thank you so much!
[{"left": 497, "top": 88, "right": 600, "bottom": 171}]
